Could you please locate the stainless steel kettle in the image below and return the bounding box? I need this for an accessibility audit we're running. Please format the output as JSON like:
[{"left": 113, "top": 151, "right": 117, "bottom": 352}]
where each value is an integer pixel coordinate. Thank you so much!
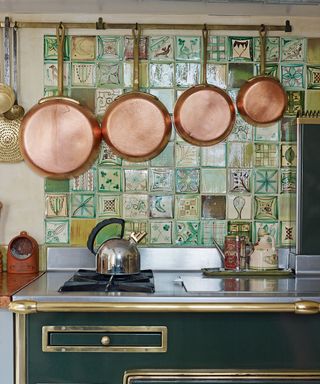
[{"left": 87, "top": 218, "right": 146, "bottom": 275}]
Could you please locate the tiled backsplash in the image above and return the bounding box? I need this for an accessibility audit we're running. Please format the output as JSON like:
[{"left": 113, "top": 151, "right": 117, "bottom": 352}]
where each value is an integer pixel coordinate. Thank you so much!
[{"left": 43, "top": 33, "right": 320, "bottom": 248}]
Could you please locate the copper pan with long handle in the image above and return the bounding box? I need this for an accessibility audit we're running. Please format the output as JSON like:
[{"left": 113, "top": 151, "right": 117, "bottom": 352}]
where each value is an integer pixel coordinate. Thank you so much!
[
  {"left": 101, "top": 25, "right": 171, "bottom": 162},
  {"left": 20, "top": 23, "right": 101, "bottom": 179},
  {"left": 236, "top": 25, "right": 287, "bottom": 126},
  {"left": 174, "top": 26, "right": 235, "bottom": 147}
]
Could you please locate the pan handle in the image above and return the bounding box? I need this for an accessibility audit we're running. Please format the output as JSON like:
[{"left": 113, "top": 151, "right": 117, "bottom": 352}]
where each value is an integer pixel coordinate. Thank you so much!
[
  {"left": 87, "top": 218, "right": 125, "bottom": 255},
  {"left": 38, "top": 96, "right": 80, "bottom": 105}
]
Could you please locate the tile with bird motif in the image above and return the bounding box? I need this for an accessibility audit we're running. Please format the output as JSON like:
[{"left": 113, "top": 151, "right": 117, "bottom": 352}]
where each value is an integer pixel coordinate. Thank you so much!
[
  {"left": 149, "top": 36, "right": 174, "bottom": 61},
  {"left": 175, "top": 36, "right": 201, "bottom": 61},
  {"left": 45, "top": 219, "right": 69, "bottom": 244}
]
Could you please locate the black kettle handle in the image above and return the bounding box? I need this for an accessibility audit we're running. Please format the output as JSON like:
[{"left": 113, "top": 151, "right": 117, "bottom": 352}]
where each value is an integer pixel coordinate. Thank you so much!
[{"left": 87, "top": 218, "right": 125, "bottom": 255}]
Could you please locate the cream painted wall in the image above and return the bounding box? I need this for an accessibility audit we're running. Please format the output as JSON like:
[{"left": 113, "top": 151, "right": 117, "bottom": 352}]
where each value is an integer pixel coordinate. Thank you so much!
[{"left": 0, "top": 12, "right": 319, "bottom": 245}]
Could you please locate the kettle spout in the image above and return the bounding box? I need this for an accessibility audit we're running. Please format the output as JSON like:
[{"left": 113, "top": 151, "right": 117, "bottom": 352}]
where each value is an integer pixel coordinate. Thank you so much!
[
  {"left": 212, "top": 238, "right": 225, "bottom": 267},
  {"left": 129, "top": 231, "right": 147, "bottom": 244}
]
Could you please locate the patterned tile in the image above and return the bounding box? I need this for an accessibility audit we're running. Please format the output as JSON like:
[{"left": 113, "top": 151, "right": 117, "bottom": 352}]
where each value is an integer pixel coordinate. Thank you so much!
[
  {"left": 207, "top": 36, "right": 226, "bottom": 61},
  {"left": 44, "top": 62, "right": 69, "bottom": 87},
  {"left": 201, "top": 220, "right": 214, "bottom": 245},
  {"left": 281, "top": 144, "right": 297, "bottom": 167},
  {"left": 175, "top": 63, "right": 200, "bottom": 87},
  {"left": 201, "top": 195, "right": 226, "bottom": 220},
  {"left": 71, "top": 193, "right": 95, "bottom": 218},
  {"left": 255, "top": 144, "right": 278, "bottom": 167},
  {"left": 176, "top": 195, "right": 200, "bottom": 220},
  {"left": 71, "top": 36, "right": 96, "bottom": 60},
  {"left": 212, "top": 220, "right": 228, "bottom": 247},
  {"left": 281, "top": 169, "right": 296, "bottom": 193},
  {"left": 175, "top": 142, "right": 200, "bottom": 167},
  {"left": 124, "top": 169, "right": 148, "bottom": 192},
  {"left": 150, "top": 221, "right": 172, "bottom": 244},
  {"left": 150, "top": 142, "right": 174, "bottom": 167},
  {"left": 254, "top": 122, "right": 279, "bottom": 142},
  {"left": 150, "top": 63, "right": 174, "bottom": 87},
  {"left": 97, "top": 36, "right": 122, "bottom": 60},
  {"left": 229, "top": 169, "right": 251, "bottom": 193},
  {"left": 228, "top": 115, "right": 253, "bottom": 142},
  {"left": 70, "top": 219, "right": 96, "bottom": 246},
  {"left": 201, "top": 143, "right": 226, "bottom": 167},
  {"left": 98, "top": 167, "right": 121, "bottom": 192},
  {"left": 176, "top": 168, "right": 200, "bottom": 193},
  {"left": 280, "top": 221, "right": 296, "bottom": 246},
  {"left": 254, "top": 222, "right": 279, "bottom": 245},
  {"left": 97, "top": 195, "right": 121, "bottom": 217},
  {"left": 149, "top": 36, "right": 174, "bottom": 60},
  {"left": 124, "top": 36, "right": 148, "bottom": 60},
  {"left": 71, "top": 62, "right": 95, "bottom": 86},
  {"left": 44, "top": 35, "right": 70, "bottom": 60},
  {"left": 281, "top": 64, "right": 304, "bottom": 89},
  {"left": 279, "top": 194, "right": 296, "bottom": 221},
  {"left": 227, "top": 194, "right": 251, "bottom": 220},
  {"left": 149, "top": 168, "right": 174, "bottom": 192},
  {"left": 254, "top": 169, "right": 278, "bottom": 194},
  {"left": 228, "top": 37, "right": 253, "bottom": 61},
  {"left": 206, "top": 64, "right": 227, "bottom": 89},
  {"left": 95, "top": 88, "right": 123, "bottom": 116},
  {"left": 176, "top": 36, "right": 201, "bottom": 61},
  {"left": 149, "top": 195, "right": 174, "bottom": 219},
  {"left": 175, "top": 221, "right": 200, "bottom": 245},
  {"left": 254, "top": 36, "right": 280, "bottom": 62},
  {"left": 254, "top": 196, "right": 278, "bottom": 220},
  {"left": 97, "top": 62, "right": 122, "bottom": 87},
  {"left": 227, "top": 143, "right": 254, "bottom": 168},
  {"left": 123, "top": 194, "right": 149, "bottom": 219},
  {"left": 71, "top": 169, "right": 95, "bottom": 191},
  {"left": 228, "top": 221, "right": 251, "bottom": 242},
  {"left": 307, "top": 66, "right": 320, "bottom": 89},
  {"left": 286, "top": 91, "right": 304, "bottom": 116},
  {"left": 281, "top": 37, "right": 305, "bottom": 61},
  {"left": 45, "top": 219, "right": 69, "bottom": 244},
  {"left": 280, "top": 117, "right": 297, "bottom": 142},
  {"left": 201, "top": 169, "right": 226, "bottom": 194},
  {"left": 98, "top": 142, "right": 122, "bottom": 166},
  {"left": 45, "top": 194, "right": 68, "bottom": 217}
]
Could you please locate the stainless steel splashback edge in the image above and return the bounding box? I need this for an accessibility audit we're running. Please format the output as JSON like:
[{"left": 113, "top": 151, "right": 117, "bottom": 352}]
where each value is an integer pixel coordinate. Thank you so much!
[{"left": 290, "top": 253, "right": 320, "bottom": 274}]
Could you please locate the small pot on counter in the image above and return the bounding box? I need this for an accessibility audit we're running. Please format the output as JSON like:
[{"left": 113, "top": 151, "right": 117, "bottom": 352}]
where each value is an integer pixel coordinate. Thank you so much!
[{"left": 87, "top": 218, "right": 146, "bottom": 275}]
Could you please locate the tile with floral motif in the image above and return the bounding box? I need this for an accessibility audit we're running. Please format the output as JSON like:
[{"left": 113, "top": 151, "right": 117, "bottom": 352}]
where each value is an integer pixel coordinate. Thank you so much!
[
  {"left": 254, "top": 169, "right": 278, "bottom": 194},
  {"left": 149, "top": 168, "right": 174, "bottom": 192},
  {"left": 71, "top": 169, "right": 95, "bottom": 191},
  {"left": 307, "top": 66, "right": 320, "bottom": 89},
  {"left": 207, "top": 36, "right": 226, "bottom": 61},
  {"left": 124, "top": 36, "right": 148, "bottom": 59},
  {"left": 44, "top": 35, "right": 70, "bottom": 60},
  {"left": 255, "top": 122, "right": 279, "bottom": 142},
  {"left": 286, "top": 91, "right": 304, "bottom": 116},
  {"left": 228, "top": 115, "right": 253, "bottom": 141},
  {"left": 175, "top": 221, "right": 200, "bottom": 246},
  {"left": 228, "top": 63, "right": 254, "bottom": 88},
  {"left": 176, "top": 195, "right": 200, "bottom": 220},
  {"left": 254, "top": 222, "right": 279, "bottom": 245},
  {"left": 227, "top": 194, "right": 251, "bottom": 220},
  {"left": 97, "top": 195, "right": 121, "bottom": 217},
  {"left": 149, "top": 195, "right": 174, "bottom": 219},
  {"left": 95, "top": 88, "right": 122, "bottom": 116},
  {"left": 254, "top": 196, "right": 278, "bottom": 220},
  {"left": 279, "top": 194, "right": 296, "bottom": 221},
  {"left": 206, "top": 64, "right": 227, "bottom": 89},
  {"left": 45, "top": 194, "right": 68, "bottom": 217},
  {"left": 124, "top": 169, "right": 148, "bottom": 192},
  {"left": 176, "top": 168, "right": 200, "bottom": 194},
  {"left": 227, "top": 143, "right": 254, "bottom": 168},
  {"left": 201, "top": 195, "right": 226, "bottom": 220},
  {"left": 281, "top": 64, "right": 304, "bottom": 89},
  {"left": 44, "top": 62, "right": 69, "bottom": 87},
  {"left": 97, "top": 62, "right": 122, "bottom": 87},
  {"left": 229, "top": 37, "right": 253, "bottom": 61},
  {"left": 281, "top": 144, "right": 297, "bottom": 167},
  {"left": 281, "top": 221, "right": 296, "bottom": 246},
  {"left": 150, "top": 221, "right": 172, "bottom": 244},
  {"left": 97, "top": 36, "right": 122, "bottom": 60},
  {"left": 281, "top": 117, "right": 297, "bottom": 142},
  {"left": 71, "top": 36, "right": 96, "bottom": 60},
  {"left": 150, "top": 63, "right": 174, "bottom": 87},
  {"left": 175, "top": 142, "right": 200, "bottom": 167},
  {"left": 255, "top": 144, "right": 278, "bottom": 167},
  {"left": 98, "top": 167, "right": 121, "bottom": 192},
  {"left": 175, "top": 63, "right": 200, "bottom": 87},
  {"left": 123, "top": 194, "right": 149, "bottom": 219},
  {"left": 281, "top": 169, "right": 296, "bottom": 193},
  {"left": 176, "top": 36, "right": 201, "bottom": 61},
  {"left": 201, "top": 169, "right": 226, "bottom": 194},
  {"left": 201, "top": 143, "right": 226, "bottom": 167},
  {"left": 149, "top": 89, "right": 174, "bottom": 113},
  {"left": 123, "top": 61, "right": 149, "bottom": 88},
  {"left": 254, "top": 37, "right": 280, "bottom": 62},
  {"left": 70, "top": 219, "right": 96, "bottom": 246},
  {"left": 281, "top": 37, "right": 305, "bottom": 61},
  {"left": 149, "top": 36, "right": 174, "bottom": 61},
  {"left": 71, "top": 62, "right": 95, "bottom": 86},
  {"left": 45, "top": 219, "right": 69, "bottom": 244},
  {"left": 150, "top": 142, "right": 174, "bottom": 167},
  {"left": 71, "top": 193, "right": 95, "bottom": 218},
  {"left": 229, "top": 169, "right": 251, "bottom": 193}
]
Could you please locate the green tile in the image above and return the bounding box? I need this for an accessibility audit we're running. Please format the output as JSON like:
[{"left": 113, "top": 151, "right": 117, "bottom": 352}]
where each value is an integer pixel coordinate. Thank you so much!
[{"left": 45, "top": 178, "right": 70, "bottom": 193}]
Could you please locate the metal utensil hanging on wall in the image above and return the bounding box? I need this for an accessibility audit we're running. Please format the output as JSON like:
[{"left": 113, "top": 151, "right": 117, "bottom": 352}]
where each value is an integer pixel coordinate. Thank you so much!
[{"left": 0, "top": 17, "right": 23, "bottom": 162}]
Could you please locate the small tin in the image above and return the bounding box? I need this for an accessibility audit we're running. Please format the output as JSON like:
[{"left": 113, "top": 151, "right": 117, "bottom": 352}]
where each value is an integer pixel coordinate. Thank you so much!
[{"left": 224, "top": 235, "right": 240, "bottom": 270}]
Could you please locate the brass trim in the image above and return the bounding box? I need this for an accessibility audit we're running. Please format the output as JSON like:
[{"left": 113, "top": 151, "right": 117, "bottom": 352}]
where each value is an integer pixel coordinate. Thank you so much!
[
  {"left": 297, "top": 117, "right": 320, "bottom": 124},
  {"left": 15, "top": 314, "right": 26, "bottom": 384},
  {"left": 42, "top": 325, "right": 167, "bottom": 353},
  {"left": 9, "top": 300, "right": 320, "bottom": 314},
  {"left": 123, "top": 369, "right": 320, "bottom": 383}
]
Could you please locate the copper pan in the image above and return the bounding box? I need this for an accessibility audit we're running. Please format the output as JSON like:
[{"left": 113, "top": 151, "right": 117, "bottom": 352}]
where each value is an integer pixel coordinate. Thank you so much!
[
  {"left": 236, "top": 25, "right": 287, "bottom": 126},
  {"left": 20, "top": 23, "right": 101, "bottom": 179},
  {"left": 101, "top": 25, "right": 171, "bottom": 162},
  {"left": 174, "top": 26, "right": 235, "bottom": 147}
]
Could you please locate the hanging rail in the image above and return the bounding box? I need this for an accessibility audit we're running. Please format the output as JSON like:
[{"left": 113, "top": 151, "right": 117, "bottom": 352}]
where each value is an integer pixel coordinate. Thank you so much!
[{"left": 0, "top": 17, "right": 292, "bottom": 32}]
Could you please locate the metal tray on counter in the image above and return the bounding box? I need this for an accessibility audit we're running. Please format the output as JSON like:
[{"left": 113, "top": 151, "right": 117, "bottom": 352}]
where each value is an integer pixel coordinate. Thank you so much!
[{"left": 202, "top": 268, "right": 294, "bottom": 277}]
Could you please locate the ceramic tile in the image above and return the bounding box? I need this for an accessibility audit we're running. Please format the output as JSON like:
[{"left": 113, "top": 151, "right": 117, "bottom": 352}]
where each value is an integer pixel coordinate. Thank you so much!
[
  {"left": 149, "top": 168, "right": 174, "bottom": 192},
  {"left": 254, "top": 222, "right": 279, "bottom": 245},
  {"left": 201, "top": 195, "right": 226, "bottom": 220},
  {"left": 45, "top": 179, "right": 69, "bottom": 193},
  {"left": 280, "top": 117, "right": 297, "bottom": 142},
  {"left": 70, "top": 88, "right": 95, "bottom": 111},
  {"left": 279, "top": 194, "right": 296, "bottom": 221},
  {"left": 45, "top": 194, "right": 68, "bottom": 217},
  {"left": 227, "top": 143, "right": 254, "bottom": 168},
  {"left": 71, "top": 193, "right": 95, "bottom": 218},
  {"left": 175, "top": 63, "right": 200, "bottom": 87},
  {"left": 97, "top": 194, "right": 121, "bottom": 217},
  {"left": 150, "top": 142, "right": 174, "bottom": 167},
  {"left": 149, "top": 195, "right": 174, "bottom": 218},
  {"left": 71, "top": 36, "right": 96, "bottom": 60},
  {"left": 98, "top": 142, "right": 122, "bottom": 166},
  {"left": 44, "top": 87, "right": 69, "bottom": 97},
  {"left": 281, "top": 144, "right": 297, "bottom": 167},
  {"left": 286, "top": 91, "right": 304, "bottom": 116},
  {"left": 149, "top": 89, "right": 174, "bottom": 113},
  {"left": 280, "top": 221, "right": 296, "bottom": 246},
  {"left": 207, "top": 36, "right": 226, "bottom": 61},
  {"left": 206, "top": 64, "right": 227, "bottom": 89},
  {"left": 123, "top": 61, "right": 149, "bottom": 88},
  {"left": 254, "top": 122, "right": 279, "bottom": 142},
  {"left": 71, "top": 62, "right": 95, "bottom": 87},
  {"left": 150, "top": 221, "right": 172, "bottom": 244},
  {"left": 229, "top": 169, "right": 251, "bottom": 193},
  {"left": 150, "top": 63, "right": 174, "bottom": 87},
  {"left": 175, "top": 142, "right": 200, "bottom": 167},
  {"left": 228, "top": 115, "right": 253, "bottom": 142},
  {"left": 176, "top": 195, "right": 200, "bottom": 220},
  {"left": 71, "top": 169, "right": 95, "bottom": 191},
  {"left": 212, "top": 220, "right": 228, "bottom": 247},
  {"left": 254, "top": 36, "right": 280, "bottom": 62},
  {"left": 254, "top": 144, "right": 278, "bottom": 167},
  {"left": 123, "top": 194, "right": 149, "bottom": 219},
  {"left": 228, "top": 37, "right": 253, "bottom": 61},
  {"left": 254, "top": 196, "right": 278, "bottom": 221},
  {"left": 307, "top": 38, "right": 320, "bottom": 63},
  {"left": 98, "top": 167, "right": 121, "bottom": 192},
  {"left": 44, "top": 62, "right": 69, "bottom": 87},
  {"left": 281, "top": 169, "right": 296, "bottom": 194},
  {"left": 124, "top": 221, "right": 148, "bottom": 244},
  {"left": 200, "top": 220, "right": 213, "bottom": 245},
  {"left": 123, "top": 160, "right": 149, "bottom": 167},
  {"left": 175, "top": 221, "right": 200, "bottom": 246},
  {"left": 307, "top": 66, "right": 320, "bottom": 89},
  {"left": 281, "top": 37, "right": 305, "bottom": 61},
  {"left": 70, "top": 219, "right": 96, "bottom": 246},
  {"left": 227, "top": 194, "right": 251, "bottom": 220},
  {"left": 124, "top": 36, "right": 148, "bottom": 59},
  {"left": 201, "top": 143, "right": 226, "bottom": 167},
  {"left": 228, "top": 63, "right": 254, "bottom": 88},
  {"left": 228, "top": 221, "right": 251, "bottom": 242},
  {"left": 306, "top": 90, "right": 320, "bottom": 110},
  {"left": 176, "top": 36, "right": 201, "bottom": 61},
  {"left": 176, "top": 168, "right": 200, "bottom": 194},
  {"left": 201, "top": 169, "right": 226, "bottom": 194},
  {"left": 149, "top": 36, "right": 174, "bottom": 60},
  {"left": 97, "top": 62, "right": 122, "bottom": 87},
  {"left": 281, "top": 64, "right": 304, "bottom": 89},
  {"left": 45, "top": 219, "right": 69, "bottom": 244},
  {"left": 95, "top": 88, "right": 123, "bottom": 116},
  {"left": 97, "top": 36, "right": 122, "bottom": 60},
  {"left": 44, "top": 35, "right": 70, "bottom": 60},
  {"left": 254, "top": 169, "right": 278, "bottom": 194},
  {"left": 124, "top": 169, "right": 148, "bottom": 192}
]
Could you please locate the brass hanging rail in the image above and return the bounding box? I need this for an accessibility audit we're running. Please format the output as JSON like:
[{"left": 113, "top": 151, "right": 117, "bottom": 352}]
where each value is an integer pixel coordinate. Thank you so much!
[{"left": 1, "top": 17, "right": 292, "bottom": 32}]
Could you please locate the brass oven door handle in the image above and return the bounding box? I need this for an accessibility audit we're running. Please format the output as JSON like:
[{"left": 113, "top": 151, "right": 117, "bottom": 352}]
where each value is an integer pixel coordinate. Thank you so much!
[{"left": 101, "top": 335, "right": 111, "bottom": 346}]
